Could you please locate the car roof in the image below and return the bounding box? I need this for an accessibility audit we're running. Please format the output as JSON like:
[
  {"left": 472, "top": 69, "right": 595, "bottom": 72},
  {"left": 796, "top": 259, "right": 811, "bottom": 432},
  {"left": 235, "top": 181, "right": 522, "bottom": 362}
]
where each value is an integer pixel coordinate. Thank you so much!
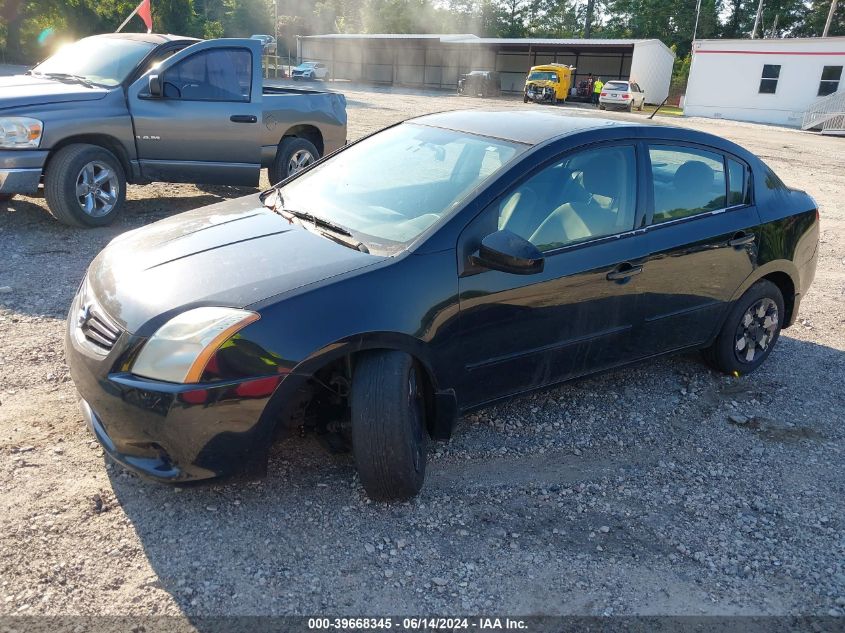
[
  {"left": 410, "top": 110, "right": 643, "bottom": 145},
  {"left": 86, "top": 33, "right": 199, "bottom": 45}
]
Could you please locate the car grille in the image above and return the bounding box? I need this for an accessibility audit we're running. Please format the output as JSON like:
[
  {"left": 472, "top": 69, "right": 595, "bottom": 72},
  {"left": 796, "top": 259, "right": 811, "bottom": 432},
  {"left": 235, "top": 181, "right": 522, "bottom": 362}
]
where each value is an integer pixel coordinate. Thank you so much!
[{"left": 75, "top": 283, "right": 122, "bottom": 353}]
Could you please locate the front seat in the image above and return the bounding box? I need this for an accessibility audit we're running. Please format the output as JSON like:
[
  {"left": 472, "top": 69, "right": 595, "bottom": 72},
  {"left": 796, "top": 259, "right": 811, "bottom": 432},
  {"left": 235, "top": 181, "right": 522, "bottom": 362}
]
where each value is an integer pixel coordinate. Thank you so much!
[{"left": 529, "top": 153, "right": 628, "bottom": 249}]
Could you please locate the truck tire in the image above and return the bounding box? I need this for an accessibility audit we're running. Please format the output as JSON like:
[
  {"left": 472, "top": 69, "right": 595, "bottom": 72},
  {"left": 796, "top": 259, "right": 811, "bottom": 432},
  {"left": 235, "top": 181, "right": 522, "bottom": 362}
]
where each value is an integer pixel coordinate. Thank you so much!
[
  {"left": 44, "top": 144, "right": 126, "bottom": 227},
  {"left": 268, "top": 137, "right": 320, "bottom": 185},
  {"left": 702, "top": 280, "right": 784, "bottom": 376},
  {"left": 351, "top": 351, "right": 428, "bottom": 501}
]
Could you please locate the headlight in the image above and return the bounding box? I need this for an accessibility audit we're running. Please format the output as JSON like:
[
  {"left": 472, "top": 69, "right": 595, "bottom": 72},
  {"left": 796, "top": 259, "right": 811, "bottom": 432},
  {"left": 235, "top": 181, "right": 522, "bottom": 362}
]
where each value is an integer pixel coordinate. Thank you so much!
[
  {"left": 0, "top": 117, "right": 43, "bottom": 148},
  {"left": 132, "top": 307, "right": 260, "bottom": 383}
]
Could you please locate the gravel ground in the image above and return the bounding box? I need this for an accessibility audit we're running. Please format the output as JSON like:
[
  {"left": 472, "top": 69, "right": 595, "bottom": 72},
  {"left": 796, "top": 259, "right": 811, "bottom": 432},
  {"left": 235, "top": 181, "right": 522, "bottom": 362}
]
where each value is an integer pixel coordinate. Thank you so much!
[{"left": 1, "top": 81, "right": 844, "bottom": 617}]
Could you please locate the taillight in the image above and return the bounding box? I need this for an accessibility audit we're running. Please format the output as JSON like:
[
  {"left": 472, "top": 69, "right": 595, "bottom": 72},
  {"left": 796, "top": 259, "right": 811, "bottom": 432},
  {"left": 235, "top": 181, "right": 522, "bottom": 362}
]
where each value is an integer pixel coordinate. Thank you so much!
[
  {"left": 600, "top": 92, "right": 607, "bottom": 97},
  {"left": 623, "top": 93, "right": 631, "bottom": 98}
]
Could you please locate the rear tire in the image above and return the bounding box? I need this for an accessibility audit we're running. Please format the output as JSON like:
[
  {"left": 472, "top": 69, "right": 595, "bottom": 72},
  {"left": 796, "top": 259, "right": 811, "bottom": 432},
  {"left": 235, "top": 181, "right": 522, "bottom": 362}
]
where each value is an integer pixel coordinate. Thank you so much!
[
  {"left": 627, "top": 100, "right": 634, "bottom": 112},
  {"left": 351, "top": 351, "right": 428, "bottom": 501},
  {"left": 702, "top": 280, "right": 785, "bottom": 376},
  {"left": 599, "top": 103, "right": 606, "bottom": 110},
  {"left": 268, "top": 137, "right": 320, "bottom": 185},
  {"left": 44, "top": 144, "right": 126, "bottom": 227}
]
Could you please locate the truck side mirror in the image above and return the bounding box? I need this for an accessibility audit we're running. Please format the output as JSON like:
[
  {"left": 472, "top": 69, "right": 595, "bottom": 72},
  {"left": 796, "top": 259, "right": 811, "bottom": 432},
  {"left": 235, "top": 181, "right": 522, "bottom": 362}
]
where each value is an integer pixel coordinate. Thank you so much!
[{"left": 148, "top": 74, "right": 163, "bottom": 98}]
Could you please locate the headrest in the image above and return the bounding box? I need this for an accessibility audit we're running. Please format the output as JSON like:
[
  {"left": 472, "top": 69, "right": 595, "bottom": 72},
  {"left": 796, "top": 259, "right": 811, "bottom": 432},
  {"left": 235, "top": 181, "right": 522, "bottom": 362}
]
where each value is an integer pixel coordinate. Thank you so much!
[
  {"left": 581, "top": 153, "right": 623, "bottom": 199},
  {"left": 674, "top": 160, "right": 714, "bottom": 191}
]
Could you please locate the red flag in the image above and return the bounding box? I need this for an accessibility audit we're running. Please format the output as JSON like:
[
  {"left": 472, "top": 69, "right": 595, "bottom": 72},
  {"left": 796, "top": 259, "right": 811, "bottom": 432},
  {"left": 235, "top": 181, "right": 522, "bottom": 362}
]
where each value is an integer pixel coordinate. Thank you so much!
[{"left": 137, "top": 0, "right": 152, "bottom": 33}]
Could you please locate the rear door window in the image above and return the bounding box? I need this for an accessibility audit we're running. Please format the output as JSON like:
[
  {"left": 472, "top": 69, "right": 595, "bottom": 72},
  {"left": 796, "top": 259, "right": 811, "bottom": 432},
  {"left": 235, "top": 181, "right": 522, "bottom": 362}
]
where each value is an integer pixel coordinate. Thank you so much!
[{"left": 648, "top": 145, "right": 727, "bottom": 223}]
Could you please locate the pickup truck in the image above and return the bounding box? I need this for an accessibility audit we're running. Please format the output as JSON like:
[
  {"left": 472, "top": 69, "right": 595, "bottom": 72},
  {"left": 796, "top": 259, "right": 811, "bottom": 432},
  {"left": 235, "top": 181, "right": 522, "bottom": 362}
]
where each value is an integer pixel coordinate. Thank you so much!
[{"left": 0, "top": 33, "right": 347, "bottom": 227}]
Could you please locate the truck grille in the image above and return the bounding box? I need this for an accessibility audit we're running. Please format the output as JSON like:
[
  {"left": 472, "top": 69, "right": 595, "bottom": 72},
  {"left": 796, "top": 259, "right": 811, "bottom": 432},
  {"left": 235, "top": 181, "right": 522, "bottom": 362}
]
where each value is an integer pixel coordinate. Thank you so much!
[{"left": 75, "top": 282, "right": 122, "bottom": 353}]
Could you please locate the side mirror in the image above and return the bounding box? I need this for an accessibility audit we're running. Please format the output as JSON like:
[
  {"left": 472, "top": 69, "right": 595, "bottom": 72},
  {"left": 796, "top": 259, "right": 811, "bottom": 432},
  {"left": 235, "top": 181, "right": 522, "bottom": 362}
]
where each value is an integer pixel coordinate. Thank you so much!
[
  {"left": 472, "top": 229, "right": 544, "bottom": 275},
  {"left": 148, "top": 74, "right": 162, "bottom": 98}
]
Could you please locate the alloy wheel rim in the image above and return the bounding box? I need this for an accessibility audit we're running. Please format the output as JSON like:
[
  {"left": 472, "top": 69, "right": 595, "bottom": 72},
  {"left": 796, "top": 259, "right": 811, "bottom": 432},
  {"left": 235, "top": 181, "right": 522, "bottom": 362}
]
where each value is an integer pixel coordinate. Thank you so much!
[
  {"left": 76, "top": 161, "right": 118, "bottom": 217},
  {"left": 287, "top": 149, "right": 314, "bottom": 175},
  {"left": 734, "top": 298, "right": 778, "bottom": 364}
]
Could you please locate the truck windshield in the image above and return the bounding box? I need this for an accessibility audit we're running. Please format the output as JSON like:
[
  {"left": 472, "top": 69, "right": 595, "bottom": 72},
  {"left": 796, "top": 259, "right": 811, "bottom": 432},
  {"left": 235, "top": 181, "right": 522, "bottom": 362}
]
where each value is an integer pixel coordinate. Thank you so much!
[
  {"left": 31, "top": 37, "right": 156, "bottom": 87},
  {"left": 279, "top": 123, "right": 526, "bottom": 255},
  {"left": 528, "top": 72, "right": 557, "bottom": 82}
]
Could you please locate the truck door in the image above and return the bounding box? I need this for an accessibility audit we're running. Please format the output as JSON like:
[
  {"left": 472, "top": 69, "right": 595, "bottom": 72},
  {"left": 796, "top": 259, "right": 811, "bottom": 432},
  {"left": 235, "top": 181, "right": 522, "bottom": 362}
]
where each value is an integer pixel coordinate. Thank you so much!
[{"left": 126, "top": 39, "right": 263, "bottom": 186}]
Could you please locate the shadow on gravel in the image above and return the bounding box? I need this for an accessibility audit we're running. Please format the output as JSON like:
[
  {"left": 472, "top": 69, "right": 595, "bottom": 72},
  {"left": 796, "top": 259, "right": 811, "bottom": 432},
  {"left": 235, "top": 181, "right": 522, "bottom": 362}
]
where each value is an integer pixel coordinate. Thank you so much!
[{"left": 102, "top": 333, "right": 845, "bottom": 615}]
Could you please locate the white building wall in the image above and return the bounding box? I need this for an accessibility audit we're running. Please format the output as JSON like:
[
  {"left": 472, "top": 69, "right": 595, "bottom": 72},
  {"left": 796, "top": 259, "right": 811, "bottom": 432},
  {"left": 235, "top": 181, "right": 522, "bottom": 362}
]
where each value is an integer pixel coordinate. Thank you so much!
[
  {"left": 630, "top": 40, "right": 674, "bottom": 104},
  {"left": 684, "top": 37, "right": 845, "bottom": 127}
]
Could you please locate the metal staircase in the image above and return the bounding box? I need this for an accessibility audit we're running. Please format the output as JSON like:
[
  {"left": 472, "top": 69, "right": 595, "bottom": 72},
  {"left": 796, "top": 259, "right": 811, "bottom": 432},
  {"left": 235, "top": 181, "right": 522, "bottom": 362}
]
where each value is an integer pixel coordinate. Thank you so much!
[{"left": 802, "top": 90, "right": 845, "bottom": 135}]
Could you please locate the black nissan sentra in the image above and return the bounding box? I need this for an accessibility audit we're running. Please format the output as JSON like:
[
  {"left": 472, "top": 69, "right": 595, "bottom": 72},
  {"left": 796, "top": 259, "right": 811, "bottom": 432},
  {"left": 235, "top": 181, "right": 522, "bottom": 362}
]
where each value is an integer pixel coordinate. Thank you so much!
[{"left": 66, "top": 111, "right": 819, "bottom": 500}]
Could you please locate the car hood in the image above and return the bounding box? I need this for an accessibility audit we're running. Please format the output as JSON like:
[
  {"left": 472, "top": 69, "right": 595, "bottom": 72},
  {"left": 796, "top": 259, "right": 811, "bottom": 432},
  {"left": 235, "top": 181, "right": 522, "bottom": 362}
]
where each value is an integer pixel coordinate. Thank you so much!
[
  {"left": 0, "top": 74, "right": 108, "bottom": 110},
  {"left": 87, "top": 195, "right": 384, "bottom": 334}
]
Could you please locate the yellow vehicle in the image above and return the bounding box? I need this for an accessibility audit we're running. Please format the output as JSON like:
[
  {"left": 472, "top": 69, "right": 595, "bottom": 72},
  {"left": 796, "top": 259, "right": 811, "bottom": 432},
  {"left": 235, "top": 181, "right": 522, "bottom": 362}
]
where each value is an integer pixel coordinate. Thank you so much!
[{"left": 523, "top": 64, "right": 574, "bottom": 105}]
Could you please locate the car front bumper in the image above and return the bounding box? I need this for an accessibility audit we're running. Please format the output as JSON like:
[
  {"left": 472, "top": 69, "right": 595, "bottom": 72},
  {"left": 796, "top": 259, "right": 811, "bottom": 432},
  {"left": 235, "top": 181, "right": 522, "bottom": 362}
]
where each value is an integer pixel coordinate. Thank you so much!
[
  {"left": 0, "top": 150, "right": 48, "bottom": 194},
  {"left": 66, "top": 293, "right": 288, "bottom": 482}
]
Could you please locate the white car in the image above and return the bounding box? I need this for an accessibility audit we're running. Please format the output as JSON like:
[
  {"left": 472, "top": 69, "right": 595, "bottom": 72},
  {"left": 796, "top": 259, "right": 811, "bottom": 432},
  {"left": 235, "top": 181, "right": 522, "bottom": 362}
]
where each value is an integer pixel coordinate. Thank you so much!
[
  {"left": 291, "top": 61, "right": 329, "bottom": 81},
  {"left": 599, "top": 80, "right": 646, "bottom": 112}
]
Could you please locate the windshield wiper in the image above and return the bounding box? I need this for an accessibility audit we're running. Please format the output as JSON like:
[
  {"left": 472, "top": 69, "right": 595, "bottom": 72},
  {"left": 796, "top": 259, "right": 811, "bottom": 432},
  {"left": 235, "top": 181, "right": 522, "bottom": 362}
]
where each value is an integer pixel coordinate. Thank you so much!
[
  {"left": 38, "top": 72, "right": 96, "bottom": 88},
  {"left": 262, "top": 188, "right": 369, "bottom": 252},
  {"left": 279, "top": 207, "right": 353, "bottom": 237}
]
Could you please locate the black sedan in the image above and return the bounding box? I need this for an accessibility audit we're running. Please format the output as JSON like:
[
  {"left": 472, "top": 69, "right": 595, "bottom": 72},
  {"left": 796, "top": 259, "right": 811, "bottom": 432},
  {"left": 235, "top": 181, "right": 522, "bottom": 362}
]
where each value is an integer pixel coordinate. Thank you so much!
[{"left": 66, "top": 111, "right": 819, "bottom": 500}]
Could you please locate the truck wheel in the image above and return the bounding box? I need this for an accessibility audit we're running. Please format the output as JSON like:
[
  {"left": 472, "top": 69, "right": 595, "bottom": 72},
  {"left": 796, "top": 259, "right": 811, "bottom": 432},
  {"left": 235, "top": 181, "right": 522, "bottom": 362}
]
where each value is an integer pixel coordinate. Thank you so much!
[
  {"left": 523, "top": 96, "right": 529, "bottom": 103},
  {"left": 702, "top": 280, "right": 784, "bottom": 376},
  {"left": 351, "top": 351, "right": 428, "bottom": 501},
  {"left": 45, "top": 144, "right": 126, "bottom": 227},
  {"left": 268, "top": 137, "right": 320, "bottom": 185}
]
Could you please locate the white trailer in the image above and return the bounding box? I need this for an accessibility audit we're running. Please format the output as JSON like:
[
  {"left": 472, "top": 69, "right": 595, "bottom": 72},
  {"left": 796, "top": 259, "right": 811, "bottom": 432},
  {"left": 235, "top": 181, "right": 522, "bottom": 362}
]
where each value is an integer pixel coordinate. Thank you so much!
[{"left": 684, "top": 37, "right": 845, "bottom": 127}]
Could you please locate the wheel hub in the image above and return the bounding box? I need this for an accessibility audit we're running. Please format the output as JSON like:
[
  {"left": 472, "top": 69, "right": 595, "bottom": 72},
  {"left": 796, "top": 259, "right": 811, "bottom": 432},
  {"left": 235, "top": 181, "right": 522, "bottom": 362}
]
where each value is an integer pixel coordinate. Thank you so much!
[
  {"left": 734, "top": 298, "right": 778, "bottom": 364},
  {"left": 76, "top": 161, "right": 118, "bottom": 218}
]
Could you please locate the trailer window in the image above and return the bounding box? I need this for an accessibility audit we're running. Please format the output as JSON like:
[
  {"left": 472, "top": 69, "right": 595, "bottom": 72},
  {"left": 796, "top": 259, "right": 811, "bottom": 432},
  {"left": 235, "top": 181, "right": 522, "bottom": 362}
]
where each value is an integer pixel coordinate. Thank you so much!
[
  {"left": 818, "top": 66, "right": 842, "bottom": 97},
  {"left": 759, "top": 65, "right": 780, "bottom": 94}
]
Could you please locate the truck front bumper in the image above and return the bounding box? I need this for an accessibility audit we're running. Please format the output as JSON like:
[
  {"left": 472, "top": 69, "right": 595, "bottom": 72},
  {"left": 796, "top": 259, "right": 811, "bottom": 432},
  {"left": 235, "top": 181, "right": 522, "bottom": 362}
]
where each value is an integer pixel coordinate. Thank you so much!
[{"left": 0, "top": 150, "right": 48, "bottom": 195}]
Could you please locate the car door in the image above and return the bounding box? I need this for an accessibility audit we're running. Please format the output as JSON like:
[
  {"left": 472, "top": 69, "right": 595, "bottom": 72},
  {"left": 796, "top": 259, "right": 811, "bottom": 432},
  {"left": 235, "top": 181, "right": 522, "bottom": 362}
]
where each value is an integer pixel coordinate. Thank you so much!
[
  {"left": 638, "top": 143, "right": 761, "bottom": 354},
  {"left": 456, "top": 142, "right": 650, "bottom": 408},
  {"left": 632, "top": 83, "right": 645, "bottom": 107},
  {"left": 126, "top": 39, "right": 262, "bottom": 186}
]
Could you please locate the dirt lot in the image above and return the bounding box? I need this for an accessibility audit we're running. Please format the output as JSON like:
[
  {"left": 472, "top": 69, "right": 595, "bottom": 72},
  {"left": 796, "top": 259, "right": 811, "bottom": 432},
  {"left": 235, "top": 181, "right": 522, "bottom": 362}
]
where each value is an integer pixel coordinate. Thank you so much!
[{"left": 1, "top": 82, "right": 844, "bottom": 618}]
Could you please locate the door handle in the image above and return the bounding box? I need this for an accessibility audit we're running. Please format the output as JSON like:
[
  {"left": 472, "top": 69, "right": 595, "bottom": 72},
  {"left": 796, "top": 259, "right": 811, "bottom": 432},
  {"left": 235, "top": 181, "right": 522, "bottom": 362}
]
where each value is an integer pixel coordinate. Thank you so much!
[
  {"left": 230, "top": 114, "right": 257, "bottom": 123},
  {"left": 728, "top": 232, "right": 756, "bottom": 247},
  {"left": 606, "top": 263, "right": 643, "bottom": 281}
]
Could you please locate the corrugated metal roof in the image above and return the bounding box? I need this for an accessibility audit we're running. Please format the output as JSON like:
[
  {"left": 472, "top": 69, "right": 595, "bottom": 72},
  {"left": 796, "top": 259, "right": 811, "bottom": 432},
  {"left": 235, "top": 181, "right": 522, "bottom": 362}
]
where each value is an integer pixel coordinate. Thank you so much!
[
  {"left": 300, "top": 33, "right": 674, "bottom": 55},
  {"left": 299, "top": 33, "right": 479, "bottom": 40},
  {"left": 302, "top": 33, "right": 656, "bottom": 46}
]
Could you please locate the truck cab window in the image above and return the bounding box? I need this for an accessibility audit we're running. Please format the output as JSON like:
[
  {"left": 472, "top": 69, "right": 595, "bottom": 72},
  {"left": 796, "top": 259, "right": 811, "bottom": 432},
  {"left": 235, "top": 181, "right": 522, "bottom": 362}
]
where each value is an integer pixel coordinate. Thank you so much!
[{"left": 163, "top": 49, "right": 251, "bottom": 102}]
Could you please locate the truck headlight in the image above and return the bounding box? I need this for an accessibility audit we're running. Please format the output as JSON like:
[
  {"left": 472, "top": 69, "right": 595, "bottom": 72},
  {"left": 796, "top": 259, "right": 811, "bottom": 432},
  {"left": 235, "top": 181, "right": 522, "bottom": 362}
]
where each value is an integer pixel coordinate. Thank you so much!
[
  {"left": 132, "top": 307, "right": 260, "bottom": 383},
  {"left": 0, "top": 117, "right": 43, "bottom": 148}
]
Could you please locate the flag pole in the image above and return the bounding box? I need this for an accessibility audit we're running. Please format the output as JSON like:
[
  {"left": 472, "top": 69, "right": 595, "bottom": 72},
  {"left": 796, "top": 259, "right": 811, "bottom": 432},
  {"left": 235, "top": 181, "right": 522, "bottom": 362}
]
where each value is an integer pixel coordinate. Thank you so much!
[{"left": 116, "top": 4, "right": 141, "bottom": 33}]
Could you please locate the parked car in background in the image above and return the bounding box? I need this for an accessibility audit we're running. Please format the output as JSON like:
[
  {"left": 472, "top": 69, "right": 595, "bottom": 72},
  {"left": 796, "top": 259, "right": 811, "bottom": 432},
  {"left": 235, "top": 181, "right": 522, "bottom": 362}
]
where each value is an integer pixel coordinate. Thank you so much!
[
  {"left": 250, "top": 34, "right": 277, "bottom": 56},
  {"left": 599, "top": 80, "right": 646, "bottom": 111},
  {"left": 292, "top": 61, "right": 329, "bottom": 81},
  {"left": 458, "top": 71, "right": 501, "bottom": 98},
  {"left": 523, "top": 64, "right": 574, "bottom": 105},
  {"left": 66, "top": 111, "right": 818, "bottom": 501},
  {"left": 0, "top": 33, "right": 346, "bottom": 227}
]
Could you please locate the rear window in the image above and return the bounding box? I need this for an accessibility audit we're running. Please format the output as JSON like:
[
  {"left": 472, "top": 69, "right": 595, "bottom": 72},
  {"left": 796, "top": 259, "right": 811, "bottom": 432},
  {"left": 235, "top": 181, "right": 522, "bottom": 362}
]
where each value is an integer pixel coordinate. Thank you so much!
[{"left": 604, "top": 81, "right": 629, "bottom": 91}]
